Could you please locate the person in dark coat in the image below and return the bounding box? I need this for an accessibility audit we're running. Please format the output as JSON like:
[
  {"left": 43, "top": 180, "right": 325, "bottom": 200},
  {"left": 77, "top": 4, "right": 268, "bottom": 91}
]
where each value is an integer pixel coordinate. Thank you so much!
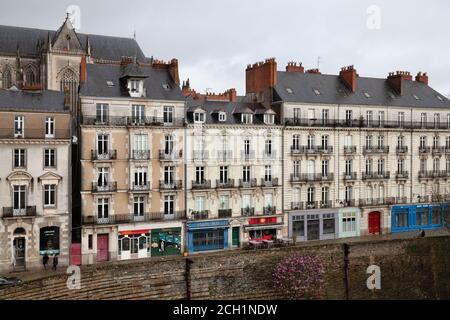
[
  {"left": 43, "top": 253, "right": 49, "bottom": 270},
  {"left": 52, "top": 254, "right": 58, "bottom": 271}
]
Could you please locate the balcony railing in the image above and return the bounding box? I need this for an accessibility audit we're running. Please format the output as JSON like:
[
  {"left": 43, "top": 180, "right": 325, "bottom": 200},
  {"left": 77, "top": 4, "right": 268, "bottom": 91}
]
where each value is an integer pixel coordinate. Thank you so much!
[
  {"left": 291, "top": 202, "right": 303, "bottom": 210},
  {"left": 343, "top": 172, "right": 357, "bottom": 181},
  {"left": 2, "top": 206, "right": 37, "bottom": 218},
  {"left": 191, "top": 180, "right": 211, "bottom": 189},
  {"left": 132, "top": 150, "right": 151, "bottom": 160},
  {"left": 218, "top": 209, "right": 232, "bottom": 218},
  {"left": 217, "top": 150, "right": 233, "bottom": 161},
  {"left": 343, "top": 146, "right": 357, "bottom": 154},
  {"left": 396, "top": 146, "right": 408, "bottom": 154},
  {"left": 159, "top": 180, "right": 182, "bottom": 190},
  {"left": 418, "top": 170, "right": 449, "bottom": 179},
  {"left": 81, "top": 116, "right": 184, "bottom": 127},
  {"left": 263, "top": 206, "right": 277, "bottom": 215},
  {"left": 215, "top": 179, "right": 235, "bottom": 189},
  {"left": 432, "top": 146, "right": 445, "bottom": 155},
  {"left": 131, "top": 183, "right": 150, "bottom": 191},
  {"left": 362, "top": 172, "right": 390, "bottom": 180},
  {"left": 261, "top": 178, "right": 279, "bottom": 187},
  {"left": 362, "top": 146, "right": 389, "bottom": 154},
  {"left": 193, "top": 150, "right": 209, "bottom": 161},
  {"left": 290, "top": 146, "right": 334, "bottom": 155},
  {"left": 342, "top": 200, "right": 356, "bottom": 207},
  {"left": 304, "top": 201, "right": 318, "bottom": 209},
  {"left": 91, "top": 150, "right": 117, "bottom": 160},
  {"left": 395, "top": 171, "right": 409, "bottom": 180},
  {"left": 241, "top": 207, "right": 255, "bottom": 216},
  {"left": 159, "top": 150, "right": 183, "bottom": 160},
  {"left": 189, "top": 210, "right": 209, "bottom": 220},
  {"left": 239, "top": 179, "right": 257, "bottom": 188},
  {"left": 263, "top": 151, "right": 277, "bottom": 159},
  {"left": 359, "top": 197, "right": 407, "bottom": 206},
  {"left": 241, "top": 150, "right": 255, "bottom": 160},
  {"left": 290, "top": 173, "right": 334, "bottom": 182},
  {"left": 419, "top": 146, "right": 431, "bottom": 154},
  {"left": 82, "top": 211, "right": 185, "bottom": 225},
  {"left": 92, "top": 182, "right": 117, "bottom": 192},
  {"left": 0, "top": 128, "right": 71, "bottom": 140}
]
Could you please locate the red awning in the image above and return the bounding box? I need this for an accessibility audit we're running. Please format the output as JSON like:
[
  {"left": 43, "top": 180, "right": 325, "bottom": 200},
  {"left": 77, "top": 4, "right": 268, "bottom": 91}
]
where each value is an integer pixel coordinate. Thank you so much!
[{"left": 119, "top": 229, "right": 150, "bottom": 236}]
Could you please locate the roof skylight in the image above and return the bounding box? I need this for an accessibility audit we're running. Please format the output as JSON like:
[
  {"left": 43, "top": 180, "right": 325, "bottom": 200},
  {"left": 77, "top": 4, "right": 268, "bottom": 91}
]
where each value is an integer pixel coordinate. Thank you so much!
[
  {"left": 313, "top": 88, "right": 321, "bottom": 96},
  {"left": 364, "top": 92, "right": 371, "bottom": 98},
  {"left": 106, "top": 80, "right": 114, "bottom": 87}
]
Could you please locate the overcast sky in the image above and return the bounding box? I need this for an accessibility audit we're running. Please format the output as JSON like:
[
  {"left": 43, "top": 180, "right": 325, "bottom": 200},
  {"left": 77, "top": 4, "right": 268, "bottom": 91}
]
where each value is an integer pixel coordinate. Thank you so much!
[{"left": 1, "top": 0, "right": 450, "bottom": 96}]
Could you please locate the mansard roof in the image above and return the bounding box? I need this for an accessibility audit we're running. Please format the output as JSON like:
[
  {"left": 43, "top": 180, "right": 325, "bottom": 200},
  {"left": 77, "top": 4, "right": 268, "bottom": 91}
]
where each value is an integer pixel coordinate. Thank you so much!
[
  {"left": 274, "top": 71, "right": 450, "bottom": 108},
  {"left": 0, "top": 24, "right": 146, "bottom": 61},
  {"left": 79, "top": 63, "right": 184, "bottom": 101},
  {"left": 0, "top": 89, "right": 67, "bottom": 112}
]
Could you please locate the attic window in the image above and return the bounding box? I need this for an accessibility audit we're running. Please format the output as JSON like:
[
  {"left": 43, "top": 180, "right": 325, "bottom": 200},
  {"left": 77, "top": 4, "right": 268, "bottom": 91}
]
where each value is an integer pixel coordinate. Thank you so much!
[
  {"left": 388, "top": 92, "right": 396, "bottom": 99},
  {"left": 218, "top": 112, "right": 227, "bottom": 122},
  {"left": 264, "top": 114, "right": 275, "bottom": 125},
  {"left": 194, "top": 111, "right": 205, "bottom": 123},
  {"left": 313, "top": 88, "right": 321, "bottom": 96},
  {"left": 413, "top": 94, "right": 421, "bottom": 101},
  {"left": 106, "top": 81, "right": 114, "bottom": 87},
  {"left": 437, "top": 95, "right": 444, "bottom": 101},
  {"left": 286, "top": 87, "right": 294, "bottom": 94},
  {"left": 364, "top": 92, "right": 371, "bottom": 98},
  {"left": 162, "top": 83, "right": 171, "bottom": 90},
  {"left": 241, "top": 113, "right": 253, "bottom": 124}
]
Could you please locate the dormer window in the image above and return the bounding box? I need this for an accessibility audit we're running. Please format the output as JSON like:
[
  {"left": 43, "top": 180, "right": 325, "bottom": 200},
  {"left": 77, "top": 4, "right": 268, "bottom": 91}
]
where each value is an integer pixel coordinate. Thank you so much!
[
  {"left": 264, "top": 114, "right": 275, "bottom": 125},
  {"left": 218, "top": 112, "right": 227, "bottom": 122},
  {"left": 128, "top": 79, "right": 144, "bottom": 97},
  {"left": 194, "top": 111, "right": 205, "bottom": 123},
  {"left": 241, "top": 114, "right": 253, "bottom": 124}
]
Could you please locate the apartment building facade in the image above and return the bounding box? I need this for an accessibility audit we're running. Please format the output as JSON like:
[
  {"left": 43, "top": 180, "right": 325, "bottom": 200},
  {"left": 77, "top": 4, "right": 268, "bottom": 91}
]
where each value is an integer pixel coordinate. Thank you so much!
[
  {"left": 183, "top": 87, "right": 284, "bottom": 252},
  {"left": 78, "top": 59, "right": 186, "bottom": 264},
  {"left": 0, "top": 89, "right": 71, "bottom": 272}
]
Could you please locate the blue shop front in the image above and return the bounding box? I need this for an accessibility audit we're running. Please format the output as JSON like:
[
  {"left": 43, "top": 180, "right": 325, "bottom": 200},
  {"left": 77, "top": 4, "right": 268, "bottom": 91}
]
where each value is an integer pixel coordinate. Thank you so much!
[
  {"left": 391, "top": 203, "right": 447, "bottom": 233},
  {"left": 186, "top": 220, "right": 230, "bottom": 252}
]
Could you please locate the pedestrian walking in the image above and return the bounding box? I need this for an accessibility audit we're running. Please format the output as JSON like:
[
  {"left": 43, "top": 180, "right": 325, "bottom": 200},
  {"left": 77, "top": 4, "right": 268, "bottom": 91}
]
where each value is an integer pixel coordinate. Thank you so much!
[
  {"left": 43, "top": 253, "right": 49, "bottom": 270},
  {"left": 52, "top": 254, "right": 58, "bottom": 271}
]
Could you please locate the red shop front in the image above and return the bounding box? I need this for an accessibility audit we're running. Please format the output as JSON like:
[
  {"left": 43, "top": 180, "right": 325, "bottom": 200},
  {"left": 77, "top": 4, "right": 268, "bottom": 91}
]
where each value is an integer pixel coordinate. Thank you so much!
[{"left": 243, "top": 216, "right": 284, "bottom": 241}]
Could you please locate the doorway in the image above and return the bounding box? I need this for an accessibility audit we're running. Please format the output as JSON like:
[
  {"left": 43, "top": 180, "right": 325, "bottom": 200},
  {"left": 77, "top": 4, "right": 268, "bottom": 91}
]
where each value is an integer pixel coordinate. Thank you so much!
[
  {"left": 307, "top": 219, "right": 320, "bottom": 240},
  {"left": 232, "top": 227, "right": 240, "bottom": 247},
  {"left": 97, "top": 234, "right": 109, "bottom": 262},
  {"left": 13, "top": 237, "right": 26, "bottom": 268},
  {"left": 368, "top": 211, "right": 381, "bottom": 234}
]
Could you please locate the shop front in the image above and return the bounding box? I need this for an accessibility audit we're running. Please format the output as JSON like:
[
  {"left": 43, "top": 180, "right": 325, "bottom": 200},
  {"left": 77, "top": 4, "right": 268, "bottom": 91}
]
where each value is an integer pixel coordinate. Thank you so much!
[
  {"left": 187, "top": 220, "right": 229, "bottom": 252},
  {"left": 338, "top": 208, "right": 361, "bottom": 238},
  {"left": 289, "top": 209, "right": 338, "bottom": 241},
  {"left": 151, "top": 227, "right": 182, "bottom": 257},
  {"left": 391, "top": 203, "right": 446, "bottom": 233},
  {"left": 39, "top": 226, "right": 61, "bottom": 256},
  {"left": 243, "top": 216, "right": 284, "bottom": 242}
]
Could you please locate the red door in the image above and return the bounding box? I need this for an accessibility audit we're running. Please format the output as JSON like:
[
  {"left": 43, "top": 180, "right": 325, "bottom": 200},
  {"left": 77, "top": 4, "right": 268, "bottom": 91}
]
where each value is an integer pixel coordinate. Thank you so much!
[
  {"left": 97, "top": 234, "right": 109, "bottom": 262},
  {"left": 368, "top": 212, "right": 381, "bottom": 234}
]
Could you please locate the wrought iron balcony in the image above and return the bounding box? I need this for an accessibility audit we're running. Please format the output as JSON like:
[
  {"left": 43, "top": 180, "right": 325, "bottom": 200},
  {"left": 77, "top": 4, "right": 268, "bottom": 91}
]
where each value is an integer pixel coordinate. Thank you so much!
[
  {"left": 263, "top": 206, "right": 277, "bottom": 215},
  {"left": 92, "top": 182, "right": 117, "bottom": 192},
  {"left": 218, "top": 209, "right": 232, "bottom": 218},
  {"left": 159, "top": 180, "right": 182, "bottom": 190},
  {"left": 126, "top": 116, "right": 184, "bottom": 127},
  {"left": 343, "top": 172, "right": 357, "bottom": 181},
  {"left": 216, "top": 179, "right": 235, "bottom": 189},
  {"left": 217, "top": 150, "right": 233, "bottom": 161},
  {"left": 2, "top": 206, "right": 37, "bottom": 218},
  {"left": 304, "top": 201, "right": 318, "bottom": 209},
  {"left": 263, "top": 151, "right": 277, "bottom": 159},
  {"left": 241, "top": 207, "right": 255, "bottom": 216},
  {"left": 131, "top": 183, "right": 150, "bottom": 191},
  {"left": 290, "top": 173, "right": 334, "bottom": 183},
  {"left": 239, "top": 179, "right": 257, "bottom": 188},
  {"left": 319, "top": 201, "right": 333, "bottom": 208},
  {"left": 396, "top": 146, "right": 408, "bottom": 154},
  {"left": 342, "top": 199, "right": 356, "bottom": 207},
  {"left": 191, "top": 180, "right": 211, "bottom": 189},
  {"left": 132, "top": 150, "right": 151, "bottom": 160},
  {"left": 432, "top": 146, "right": 445, "bottom": 155},
  {"left": 193, "top": 150, "right": 209, "bottom": 161},
  {"left": 418, "top": 170, "right": 448, "bottom": 179},
  {"left": 261, "top": 178, "right": 279, "bottom": 187},
  {"left": 291, "top": 202, "right": 303, "bottom": 210},
  {"left": 395, "top": 171, "right": 409, "bottom": 180},
  {"left": 343, "top": 146, "right": 357, "bottom": 154},
  {"left": 190, "top": 210, "right": 210, "bottom": 220},
  {"left": 82, "top": 211, "right": 185, "bottom": 225},
  {"left": 418, "top": 146, "right": 431, "bottom": 154},
  {"left": 0, "top": 128, "right": 71, "bottom": 140},
  {"left": 91, "top": 150, "right": 117, "bottom": 160},
  {"left": 361, "top": 172, "right": 390, "bottom": 180},
  {"left": 159, "top": 150, "right": 183, "bottom": 160},
  {"left": 362, "top": 146, "right": 389, "bottom": 154},
  {"left": 240, "top": 150, "right": 255, "bottom": 160}
]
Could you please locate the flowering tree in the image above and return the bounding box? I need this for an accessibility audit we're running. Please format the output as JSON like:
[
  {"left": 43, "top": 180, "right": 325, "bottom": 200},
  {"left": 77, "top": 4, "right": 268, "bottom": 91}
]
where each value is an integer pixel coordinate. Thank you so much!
[{"left": 273, "top": 254, "right": 325, "bottom": 299}]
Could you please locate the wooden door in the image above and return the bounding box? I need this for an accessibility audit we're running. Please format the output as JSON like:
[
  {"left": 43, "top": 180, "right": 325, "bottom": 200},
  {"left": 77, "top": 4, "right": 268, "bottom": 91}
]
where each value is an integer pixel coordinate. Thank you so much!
[
  {"left": 97, "top": 234, "right": 109, "bottom": 262},
  {"left": 368, "top": 212, "right": 381, "bottom": 234}
]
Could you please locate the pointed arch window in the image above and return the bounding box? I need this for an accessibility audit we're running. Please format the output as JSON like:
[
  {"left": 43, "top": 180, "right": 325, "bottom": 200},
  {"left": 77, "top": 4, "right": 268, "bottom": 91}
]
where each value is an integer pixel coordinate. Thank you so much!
[
  {"left": 59, "top": 68, "right": 78, "bottom": 110},
  {"left": 25, "top": 66, "right": 37, "bottom": 86},
  {"left": 2, "top": 67, "right": 12, "bottom": 89}
]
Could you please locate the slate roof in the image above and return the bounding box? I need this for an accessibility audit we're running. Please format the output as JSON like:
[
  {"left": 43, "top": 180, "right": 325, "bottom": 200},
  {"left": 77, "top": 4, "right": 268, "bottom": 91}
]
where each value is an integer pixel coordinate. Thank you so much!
[
  {"left": 274, "top": 71, "right": 450, "bottom": 108},
  {"left": 0, "top": 24, "right": 146, "bottom": 61},
  {"left": 186, "top": 98, "right": 279, "bottom": 125},
  {"left": 79, "top": 63, "right": 184, "bottom": 101},
  {"left": 0, "top": 89, "right": 67, "bottom": 112}
]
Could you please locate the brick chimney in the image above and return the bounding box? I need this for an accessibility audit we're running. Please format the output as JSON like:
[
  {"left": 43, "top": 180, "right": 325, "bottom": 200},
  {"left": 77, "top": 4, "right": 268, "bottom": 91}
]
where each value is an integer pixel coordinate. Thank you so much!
[
  {"left": 339, "top": 65, "right": 358, "bottom": 92},
  {"left": 387, "top": 71, "right": 412, "bottom": 95},
  {"left": 152, "top": 58, "right": 180, "bottom": 85},
  {"left": 245, "top": 58, "right": 277, "bottom": 94},
  {"left": 205, "top": 88, "right": 237, "bottom": 102},
  {"left": 120, "top": 56, "right": 133, "bottom": 67},
  {"left": 415, "top": 72, "right": 429, "bottom": 85},
  {"left": 286, "top": 61, "right": 304, "bottom": 73},
  {"left": 306, "top": 68, "right": 321, "bottom": 74}
]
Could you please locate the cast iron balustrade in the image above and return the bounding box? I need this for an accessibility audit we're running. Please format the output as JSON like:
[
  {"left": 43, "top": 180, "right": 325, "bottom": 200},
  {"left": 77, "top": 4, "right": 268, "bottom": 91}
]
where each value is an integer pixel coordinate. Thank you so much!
[
  {"left": 261, "top": 178, "right": 279, "bottom": 187},
  {"left": 290, "top": 173, "right": 334, "bottom": 182},
  {"left": 2, "top": 206, "right": 37, "bottom": 218},
  {"left": 159, "top": 180, "right": 182, "bottom": 190},
  {"left": 284, "top": 118, "right": 423, "bottom": 129},
  {"left": 190, "top": 210, "right": 209, "bottom": 220},
  {"left": 218, "top": 209, "right": 232, "bottom": 218},
  {"left": 126, "top": 116, "right": 184, "bottom": 126},
  {"left": 92, "top": 182, "right": 117, "bottom": 192},
  {"left": 418, "top": 146, "right": 431, "bottom": 154},
  {"left": 132, "top": 150, "right": 151, "bottom": 160},
  {"left": 362, "top": 146, "right": 389, "bottom": 154},
  {"left": 82, "top": 211, "right": 185, "bottom": 225},
  {"left": 290, "top": 146, "right": 333, "bottom": 155},
  {"left": 159, "top": 150, "right": 183, "bottom": 160},
  {"left": 0, "top": 128, "right": 71, "bottom": 140},
  {"left": 263, "top": 150, "right": 277, "bottom": 159},
  {"left": 131, "top": 183, "right": 150, "bottom": 191},
  {"left": 241, "top": 207, "right": 255, "bottom": 216},
  {"left": 239, "top": 179, "right": 257, "bottom": 188},
  {"left": 82, "top": 116, "right": 126, "bottom": 126},
  {"left": 263, "top": 206, "right": 277, "bottom": 215},
  {"left": 91, "top": 150, "right": 117, "bottom": 160},
  {"left": 291, "top": 202, "right": 303, "bottom": 210},
  {"left": 418, "top": 170, "right": 447, "bottom": 179},
  {"left": 342, "top": 199, "right": 356, "bottom": 207},
  {"left": 343, "top": 146, "right": 357, "bottom": 154},
  {"left": 396, "top": 146, "right": 408, "bottom": 154},
  {"left": 217, "top": 150, "right": 233, "bottom": 161},
  {"left": 432, "top": 146, "right": 445, "bottom": 155},
  {"left": 362, "top": 171, "right": 390, "bottom": 180},
  {"left": 395, "top": 171, "right": 409, "bottom": 180},
  {"left": 215, "top": 179, "right": 235, "bottom": 189},
  {"left": 418, "top": 195, "right": 431, "bottom": 203},
  {"left": 241, "top": 150, "right": 255, "bottom": 160},
  {"left": 304, "top": 201, "right": 318, "bottom": 209},
  {"left": 193, "top": 150, "right": 209, "bottom": 161},
  {"left": 359, "top": 197, "right": 400, "bottom": 206},
  {"left": 191, "top": 180, "right": 211, "bottom": 189},
  {"left": 319, "top": 201, "right": 333, "bottom": 208},
  {"left": 343, "top": 172, "right": 357, "bottom": 181},
  {"left": 445, "top": 148, "right": 450, "bottom": 154}
]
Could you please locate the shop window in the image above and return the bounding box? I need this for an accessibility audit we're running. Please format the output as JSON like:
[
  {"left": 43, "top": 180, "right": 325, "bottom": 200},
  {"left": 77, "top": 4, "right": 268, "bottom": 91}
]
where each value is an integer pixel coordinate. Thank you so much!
[
  {"left": 416, "top": 208, "right": 428, "bottom": 226},
  {"left": 342, "top": 212, "right": 356, "bottom": 232},
  {"left": 395, "top": 209, "right": 409, "bottom": 227},
  {"left": 323, "top": 213, "right": 335, "bottom": 234},
  {"left": 431, "top": 207, "right": 442, "bottom": 225},
  {"left": 292, "top": 217, "right": 305, "bottom": 237}
]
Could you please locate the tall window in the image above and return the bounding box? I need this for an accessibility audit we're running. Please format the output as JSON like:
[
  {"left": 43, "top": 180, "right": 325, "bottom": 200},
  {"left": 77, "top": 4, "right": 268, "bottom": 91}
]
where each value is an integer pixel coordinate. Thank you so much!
[
  {"left": 133, "top": 196, "right": 145, "bottom": 217},
  {"left": 164, "top": 195, "right": 174, "bottom": 215},
  {"left": 43, "top": 184, "right": 56, "bottom": 207},
  {"left": 164, "top": 166, "right": 174, "bottom": 184},
  {"left": 446, "top": 136, "right": 450, "bottom": 149},
  {"left": 420, "top": 159, "right": 426, "bottom": 172},
  {"left": 345, "top": 159, "right": 352, "bottom": 175},
  {"left": 292, "top": 134, "right": 300, "bottom": 150},
  {"left": 307, "top": 134, "right": 315, "bottom": 149},
  {"left": 2, "top": 67, "right": 12, "bottom": 89},
  {"left": 265, "top": 139, "right": 272, "bottom": 156},
  {"left": 342, "top": 212, "right": 356, "bottom": 233},
  {"left": 131, "top": 105, "right": 145, "bottom": 123},
  {"left": 293, "top": 108, "right": 301, "bottom": 121},
  {"left": 134, "top": 167, "right": 147, "bottom": 186},
  {"left": 13, "top": 185, "right": 26, "bottom": 210},
  {"left": 420, "top": 113, "right": 427, "bottom": 128},
  {"left": 14, "top": 149, "right": 26, "bottom": 168},
  {"left": 345, "top": 135, "right": 352, "bottom": 148},
  {"left": 244, "top": 139, "right": 250, "bottom": 156},
  {"left": 164, "top": 135, "right": 173, "bottom": 154},
  {"left": 420, "top": 136, "right": 427, "bottom": 149},
  {"left": 14, "top": 116, "right": 24, "bottom": 136},
  {"left": 365, "top": 135, "right": 373, "bottom": 149},
  {"left": 397, "top": 135, "right": 404, "bottom": 148},
  {"left": 366, "top": 111, "right": 373, "bottom": 126},
  {"left": 398, "top": 112, "right": 405, "bottom": 127},
  {"left": 195, "top": 196, "right": 205, "bottom": 212},
  {"left": 25, "top": 66, "right": 37, "bottom": 86},
  {"left": 264, "top": 165, "right": 272, "bottom": 182},
  {"left": 44, "top": 149, "right": 56, "bottom": 168},
  {"left": 434, "top": 113, "right": 440, "bottom": 128},
  {"left": 433, "top": 136, "right": 439, "bottom": 148},
  {"left": 60, "top": 69, "right": 78, "bottom": 111},
  {"left": 45, "top": 117, "right": 55, "bottom": 138},
  {"left": 321, "top": 135, "right": 328, "bottom": 150},
  {"left": 195, "top": 166, "right": 205, "bottom": 183},
  {"left": 433, "top": 158, "right": 440, "bottom": 173},
  {"left": 345, "top": 186, "right": 353, "bottom": 203},
  {"left": 134, "top": 134, "right": 148, "bottom": 152},
  {"left": 345, "top": 110, "right": 352, "bottom": 123},
  {"left": 97, "top": 198, "right": 109, "bottom": 219},
  {"left": 377, "top": 135, "right": 384, "bottom": 148},
  {"left": 97, "top": 134, "right": 109, "bottom": 155},
  {"left": 365, "top": 159, "right": 373, "bottom": 174},
  {"left": 321, "top": 187, "right": 329, "bottom": 204},
  {"left": 293, "top": 160, "right": 301, "bottom": 177},
  {"left": 322, "top": 160, "right": 329, "bottom": 177},
  {"left": 242, "top": 166, "right": 251, "bottom": 182},
  {"left": 377, "top": 159, "right": 385, "bottom": 174},
  {"left": 163, "top": 106, "right": 174, "bottom": 124},
  {"left": 96, "top": 104, "right": 109, "bottom": 123},
  {"left": 307, "top": 187, "right": 315, "bottom": 204},
  {"left": 397, "top": 159, "right": 404, "bottom": 174},
  {"left": 219, "top": 166, "right": 228, "bottom": 183},
  {"left": 378, "top": 111, "right": 385, "bottom": 127},
  {"left": 97, "top": 167, "right": 110, "bottom": 187},
  {"left": 322, "top": 109, "right": 329, "bottom": 125}
]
